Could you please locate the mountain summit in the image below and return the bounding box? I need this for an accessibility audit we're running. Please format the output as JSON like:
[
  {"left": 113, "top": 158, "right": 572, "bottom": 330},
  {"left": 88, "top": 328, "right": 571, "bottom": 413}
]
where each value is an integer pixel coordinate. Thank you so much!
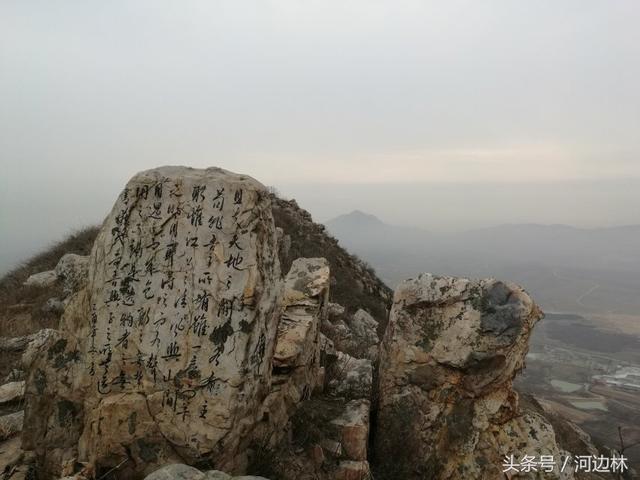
[
  {"left": 327, "top": 210, "right": 386, "bottom": 228},
  {"left": 0, "top": 167, "right": 611, "bottom": 480}
]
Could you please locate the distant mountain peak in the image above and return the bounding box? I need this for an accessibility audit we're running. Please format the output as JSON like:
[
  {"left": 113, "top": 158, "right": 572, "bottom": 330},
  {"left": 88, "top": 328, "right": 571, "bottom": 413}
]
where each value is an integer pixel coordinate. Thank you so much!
[{"left": 328, "top": 210, "right": 385, "bottom": 226}]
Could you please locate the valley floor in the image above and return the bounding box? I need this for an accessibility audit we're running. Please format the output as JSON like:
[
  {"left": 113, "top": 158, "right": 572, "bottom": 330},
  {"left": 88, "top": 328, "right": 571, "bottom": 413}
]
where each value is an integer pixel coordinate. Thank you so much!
[{"left": 515, "top": 312, "right": 640, "bottom": 470}]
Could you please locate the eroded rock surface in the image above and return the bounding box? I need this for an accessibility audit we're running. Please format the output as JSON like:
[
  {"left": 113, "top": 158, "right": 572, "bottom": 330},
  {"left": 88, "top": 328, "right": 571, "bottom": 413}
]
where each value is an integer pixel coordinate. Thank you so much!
[
  {"left": 0, "top": 381, "right": 24, "bottom": 405},
  {"left": 375, "top": 273, "right": 573, "bottom": 479},
  {"left": 322, "top": 305, "right": 379, "bottom": 361},
  {"left": 23, "top": 270, "right": 57, "bottom": 289},
  {"left": 262, "top": 332, "right": 374, "bottom": 480},
  {"left": 23, "top": 167, "right": 282, "bottom": 477},
  {"left": 54, "top": 253, "right": 89, "bottom": 296},
  {"left": 273, "top": 257, "right": 328, "bottom": 378},
  {"left": 256, "top": 257, "right": 329, "bottom": 447},
  {"left": 326, "top": 352, "right": 372, "bottom": 400}
]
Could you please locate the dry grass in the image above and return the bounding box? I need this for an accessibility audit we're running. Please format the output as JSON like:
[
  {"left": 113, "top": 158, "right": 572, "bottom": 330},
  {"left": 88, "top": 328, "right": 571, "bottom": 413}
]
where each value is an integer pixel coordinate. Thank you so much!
[
  {"left": 0, "top": 226, "right": 99, "bottom": 338},
  {"left": 0, "top": 226, "right": 99, "bottom": 299},
  {"left": 270, "top": 195, "right": 392, "bottom": 332}
]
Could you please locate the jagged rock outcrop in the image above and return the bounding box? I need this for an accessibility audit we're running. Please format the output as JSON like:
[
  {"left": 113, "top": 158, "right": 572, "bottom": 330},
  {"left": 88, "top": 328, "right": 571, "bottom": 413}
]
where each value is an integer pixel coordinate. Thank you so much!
[
  {"left": 375, "top": 273, "right": 573, "bottom": 479},
  {"left": 273, "top": 257, "right": 328, "bottom": 385},
  {"left": 256, "top": 257, "right": 329, "bottom": 446},
  {"left": 326, "top": 352, "right": 372, "bottom": 400},
  {"left": 320, "top": 305, "right": 379, "bottom": 362},
  {"left": 324, "top": 351, "right": 373, "bottom": 479},
  {"left": 258, "top": 335, "right": 374, "bottom": 480},
  {"left": 22, "top": 167, "right": 283, "bottom": 478},
  {"left": 0, "top": 329, "right": 55, "bottom": 357}
]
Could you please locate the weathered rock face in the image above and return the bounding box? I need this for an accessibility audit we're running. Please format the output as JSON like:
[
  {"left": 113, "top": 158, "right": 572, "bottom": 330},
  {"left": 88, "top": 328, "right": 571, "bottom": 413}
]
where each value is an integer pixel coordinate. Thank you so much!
[
  {"left": 256, "top": 257, "right": 329, "bottom": 446},
  {"left": 326, "top": 352, "right": 372, "bottom": 400},
  {"left": 23, "top": 270, "right": 57, "bottom": 289},
  {"left": 375, "top": 273, "right": 572, "bottom": 479},
  {"left": 263, "top": 340, "right": 374, "bottom": 480},
  {"left": 322, "top": 306, "right": 379, "bottom": 362},
  {"left": 23, "top": 167, "right": 282, "bottom": 477},
  {"left": 273, "top": 257, "right": 328, "bottom": 382},
  {"left": 54, "top": 253, "right": 89, "bottom": 296},
  {"left": 22, "top": 252, "right": 90, "bottom": 313},
  {"left": 24, "top": 253, "right": 90, "bottom": 295},
  {"left": 0, "top": 380, "right": 24, "bottom": 405}
]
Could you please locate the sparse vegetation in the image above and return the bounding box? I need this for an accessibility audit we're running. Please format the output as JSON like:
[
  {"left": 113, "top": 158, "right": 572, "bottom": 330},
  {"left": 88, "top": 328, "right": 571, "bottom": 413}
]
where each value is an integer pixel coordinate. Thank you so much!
[
  {"left": 270, "top": 194, "right": 392, "bottom": 333},
  {"left": 0, "top": 227, "right": 99, "bottom": 378},
  {"left": 0, "top": 226, "right": 99, "bottom": 322}
]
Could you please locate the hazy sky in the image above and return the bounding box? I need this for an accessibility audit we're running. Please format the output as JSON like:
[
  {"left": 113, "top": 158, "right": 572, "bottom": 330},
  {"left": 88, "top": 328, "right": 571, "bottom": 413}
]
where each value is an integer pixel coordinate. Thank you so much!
[{"left": 1, "top": 1, "right": 640, "bottom": 273}]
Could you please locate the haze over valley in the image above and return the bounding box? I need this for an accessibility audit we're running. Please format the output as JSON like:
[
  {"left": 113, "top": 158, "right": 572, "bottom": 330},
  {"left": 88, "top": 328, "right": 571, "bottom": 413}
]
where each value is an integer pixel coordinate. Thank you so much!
[
  {"left": 2, "top": 1, "right": 640, "bottom": 476},
  {"left": 326, "top": 210, "right": 640, "bottom": 317}
]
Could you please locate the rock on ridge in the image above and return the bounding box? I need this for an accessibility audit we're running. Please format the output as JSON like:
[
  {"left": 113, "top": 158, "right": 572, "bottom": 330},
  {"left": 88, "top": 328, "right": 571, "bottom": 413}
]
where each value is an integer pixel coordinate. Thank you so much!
[
  {"left": 375, "top": 273, "right": 574, "bottom": 479},
  {"left": 23, "top": 270, "right": 58, "bottom": 289},
  {"left": 256, "top": 257, "right": 329, "bottom": 447},
  {"left": 54, "top": 253, "right": 89, "bottom": 295},
  {"left": 22, "top": 166, "right": 282, "bottom": 478},
  {"left": 23, "top": 253, "right": 89, "bottom": 296}
]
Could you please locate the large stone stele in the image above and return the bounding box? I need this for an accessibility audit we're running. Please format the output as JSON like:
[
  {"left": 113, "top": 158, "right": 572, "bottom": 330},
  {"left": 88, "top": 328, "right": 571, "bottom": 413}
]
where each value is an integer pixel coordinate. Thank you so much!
[
  {"left": 375, "top": 273, "right": 574, "bottom": 480},
  {"left": 22, "top": 167, "right": 282, "bottom": 478}
]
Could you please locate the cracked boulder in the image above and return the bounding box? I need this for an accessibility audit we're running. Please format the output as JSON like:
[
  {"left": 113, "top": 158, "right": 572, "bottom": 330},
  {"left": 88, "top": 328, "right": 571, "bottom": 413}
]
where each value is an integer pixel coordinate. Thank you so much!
[
  {"left": 375, "top": 273, "right": 573, "bottom": 479},
  {"left": 22, "top": 167, "right": 282, "bottom": 478}
]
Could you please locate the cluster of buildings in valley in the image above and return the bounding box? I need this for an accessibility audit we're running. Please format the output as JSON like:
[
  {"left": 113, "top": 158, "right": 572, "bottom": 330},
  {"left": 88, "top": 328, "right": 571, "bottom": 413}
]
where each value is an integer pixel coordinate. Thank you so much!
[
  {"left": 526, "top": 343, "right": 640, "bottom": 395},
  {"left": 593, "top": 366, "right": 640, "bottom": 392}
]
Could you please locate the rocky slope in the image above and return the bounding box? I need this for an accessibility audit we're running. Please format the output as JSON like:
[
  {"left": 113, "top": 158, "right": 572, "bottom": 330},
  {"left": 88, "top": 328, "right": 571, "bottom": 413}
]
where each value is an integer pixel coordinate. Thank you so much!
[
  {"left": 270, "top": 195, "right": 392, "bottom": 334},
  {"left": 0, "top": 166, "right": 621, "bottom": 480}
]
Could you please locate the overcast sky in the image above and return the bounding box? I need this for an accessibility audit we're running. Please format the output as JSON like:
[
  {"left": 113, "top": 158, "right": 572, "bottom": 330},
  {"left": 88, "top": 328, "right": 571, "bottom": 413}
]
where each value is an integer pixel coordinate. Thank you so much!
[{"left": 1, "top": 1, "right": 639, "bottom": 273}]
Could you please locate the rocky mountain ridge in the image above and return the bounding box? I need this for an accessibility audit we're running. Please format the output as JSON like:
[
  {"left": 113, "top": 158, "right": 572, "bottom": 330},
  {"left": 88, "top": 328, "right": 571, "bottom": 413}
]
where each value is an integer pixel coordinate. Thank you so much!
[{"left": 0, "top": 166, "right": 620, "bottom": 480}]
